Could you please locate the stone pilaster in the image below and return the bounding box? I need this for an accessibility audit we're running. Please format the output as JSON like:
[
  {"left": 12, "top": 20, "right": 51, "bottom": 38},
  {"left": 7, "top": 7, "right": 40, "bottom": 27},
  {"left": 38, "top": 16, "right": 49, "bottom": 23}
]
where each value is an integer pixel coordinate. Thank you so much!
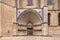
[
  {"left": 42, "top": 23, "right": 48, "bottom": 35},
  {"left": 41, "top": 0, "right": 47, "bottom": 7},
  {"left": 14, "top": 8, "right": 17, "bottom": 23},
  {"left": 44, "top": 0, "right": 48, "bottom": 6},
  {"left": 42, "top": 7, "right": 48, "bottom": 35},
  {"left": 17, "top": 0, "right": 20, "bottom": 8},
  {"left": 41, "top": 0, "right": 45, "bottom": 8},
  {"left": 13, "top": 8, "right": 17, "bottom": 36},
  {"left": 53, "top": 0, "right": 58, "bottom": 10},
  {"left": 13, "top": 24, "right": 18, "bottom": 36},
  {"left": 13, "top": 0, "right": 18, "bottom": 36}
]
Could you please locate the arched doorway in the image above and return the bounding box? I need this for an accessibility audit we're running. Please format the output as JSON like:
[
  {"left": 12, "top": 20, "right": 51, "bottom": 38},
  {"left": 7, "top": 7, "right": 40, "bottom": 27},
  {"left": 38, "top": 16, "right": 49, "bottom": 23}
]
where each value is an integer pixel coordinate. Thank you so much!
[
  {"left": 27, "top": 21, "right": 33, "bottom": 35},
  {"left": 17, "top": 9, "right": 42, "bottom": 35}
]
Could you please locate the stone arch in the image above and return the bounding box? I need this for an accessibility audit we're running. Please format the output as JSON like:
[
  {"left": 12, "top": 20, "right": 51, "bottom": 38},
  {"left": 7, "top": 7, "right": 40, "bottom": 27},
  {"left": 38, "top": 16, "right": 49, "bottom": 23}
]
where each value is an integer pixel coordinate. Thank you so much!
[
  {"left": 17, "top": 9, "right": 42, "bottom": 25},
  {"left": 17, "top": 9, "right": 42, "bottom": 21},
  {"left": 58, "top": 13, "right": 60, "bottom": 25}
]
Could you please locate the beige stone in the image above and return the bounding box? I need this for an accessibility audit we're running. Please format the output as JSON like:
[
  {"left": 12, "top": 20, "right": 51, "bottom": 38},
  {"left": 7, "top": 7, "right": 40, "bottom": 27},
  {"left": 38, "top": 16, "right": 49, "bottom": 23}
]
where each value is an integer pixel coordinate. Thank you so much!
[{"left": 0, "top": 0, "right": 60, "bottom": 37}]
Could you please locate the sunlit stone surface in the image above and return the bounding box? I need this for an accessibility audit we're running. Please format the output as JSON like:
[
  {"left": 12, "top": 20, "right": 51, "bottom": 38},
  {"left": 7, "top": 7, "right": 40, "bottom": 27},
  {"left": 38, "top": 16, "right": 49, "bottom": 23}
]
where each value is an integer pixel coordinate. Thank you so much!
[{"left": 0, "top": 0, "right": 60, "bottom": 40}]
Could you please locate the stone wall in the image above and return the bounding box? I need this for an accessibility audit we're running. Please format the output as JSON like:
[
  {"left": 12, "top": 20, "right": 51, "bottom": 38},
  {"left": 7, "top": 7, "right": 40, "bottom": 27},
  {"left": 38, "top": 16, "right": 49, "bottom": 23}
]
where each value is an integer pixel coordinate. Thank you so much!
[
  {"left": 1, "top": 3, "right": 15, "bottom": 36},
  {"left": 0, "top": 2, "right": 1, "bottom": 36},
  {"left": 48, "top": 0, "right": 58, "bottom": 10},
  {"left": 18, "top": 0, "right": 40, "bottom": 8},
  {"left": 48, "top": 11, "right": 60, "bottom": 26},
  {"left": 0, "top": 0, "right": 60, "bottom": 37}
]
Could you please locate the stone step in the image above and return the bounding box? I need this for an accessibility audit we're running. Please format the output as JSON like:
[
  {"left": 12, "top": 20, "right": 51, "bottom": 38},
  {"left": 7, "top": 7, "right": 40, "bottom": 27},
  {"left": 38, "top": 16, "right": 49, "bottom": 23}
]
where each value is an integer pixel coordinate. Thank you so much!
[{"left": 0, "top": 36, "right": 60, "bottom": 40}]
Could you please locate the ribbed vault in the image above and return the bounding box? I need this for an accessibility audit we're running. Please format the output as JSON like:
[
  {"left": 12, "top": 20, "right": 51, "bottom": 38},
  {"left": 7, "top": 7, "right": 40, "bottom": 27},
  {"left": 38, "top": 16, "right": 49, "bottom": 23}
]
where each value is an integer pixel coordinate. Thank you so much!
[{"left": 17, "top": 10, "right": 42, "bottom": 25}]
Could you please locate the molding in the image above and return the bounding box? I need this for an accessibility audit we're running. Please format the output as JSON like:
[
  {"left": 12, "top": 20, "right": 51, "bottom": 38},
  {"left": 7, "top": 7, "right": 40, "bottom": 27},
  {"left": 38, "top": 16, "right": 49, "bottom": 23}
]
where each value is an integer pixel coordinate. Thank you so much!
[
  {"left": 48, "top": 25, "right": 59, "bottom": 27},
  {"left": 13, "top": 35, "right": 51, "bottom": 37},
  {"left": 16, "top": 6, "right": 48, "bottom": 9},
  {"left": 48, "top": 10, "right": 60, "bottom": 11}
]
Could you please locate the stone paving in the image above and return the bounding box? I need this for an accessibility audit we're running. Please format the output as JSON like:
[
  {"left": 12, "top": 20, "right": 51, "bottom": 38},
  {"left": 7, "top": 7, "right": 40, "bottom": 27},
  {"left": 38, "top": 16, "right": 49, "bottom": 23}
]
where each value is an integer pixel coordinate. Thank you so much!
[{"left": 0, "top": 35, "right": 60, "bottom": 40}]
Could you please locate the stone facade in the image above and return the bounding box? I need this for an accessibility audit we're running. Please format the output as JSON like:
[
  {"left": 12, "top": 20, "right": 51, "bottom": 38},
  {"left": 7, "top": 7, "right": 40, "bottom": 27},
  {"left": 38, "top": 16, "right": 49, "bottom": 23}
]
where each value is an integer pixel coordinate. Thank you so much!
[{"left": 0, "top": 0, "right": 60, "bottom": 38}]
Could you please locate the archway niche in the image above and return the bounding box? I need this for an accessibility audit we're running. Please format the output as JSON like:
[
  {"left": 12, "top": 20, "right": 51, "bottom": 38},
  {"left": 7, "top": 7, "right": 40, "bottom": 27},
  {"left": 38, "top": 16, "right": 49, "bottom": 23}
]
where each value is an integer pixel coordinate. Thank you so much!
[
  {"left": 13, "top": 9, "right": 48, "bottom": 36},
  {"left": 17, "top": 10, "right": 42, "bottom": 35}
]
